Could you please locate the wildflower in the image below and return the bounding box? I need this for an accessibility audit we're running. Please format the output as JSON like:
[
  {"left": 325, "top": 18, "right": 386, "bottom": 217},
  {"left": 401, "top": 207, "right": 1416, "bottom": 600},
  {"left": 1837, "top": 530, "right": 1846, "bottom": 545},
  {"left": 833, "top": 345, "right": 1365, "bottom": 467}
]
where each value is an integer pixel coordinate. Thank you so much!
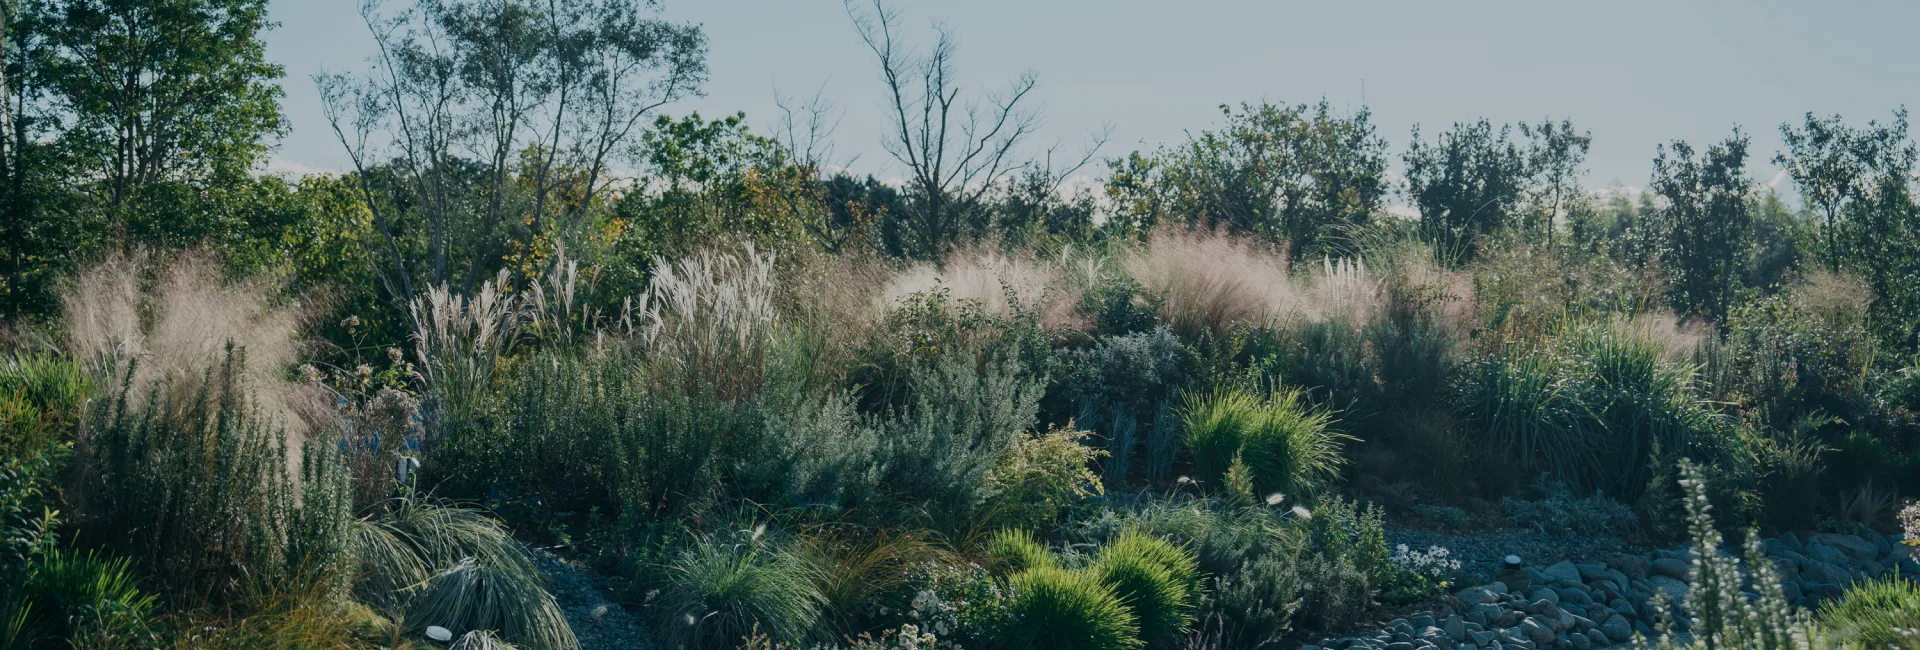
[
  {"left": 387, "top": 347, "right": 404, "bottom": 363},
  {"left": 341, "top": 315, "right": 361, "bottom": 328},
  {"left": 298, "top": 364, "right": 323, "bottom": 383},
  {"left": 354, "top": 363, "right": 373, "bottom": 379}
]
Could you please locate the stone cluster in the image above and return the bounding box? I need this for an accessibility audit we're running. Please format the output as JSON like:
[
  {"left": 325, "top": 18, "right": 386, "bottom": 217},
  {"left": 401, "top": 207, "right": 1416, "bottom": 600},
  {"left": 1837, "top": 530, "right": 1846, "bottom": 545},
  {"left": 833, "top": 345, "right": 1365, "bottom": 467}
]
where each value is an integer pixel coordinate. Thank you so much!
[{"left": 1302, "top": 531, "right": 1916, "bottom": 650}]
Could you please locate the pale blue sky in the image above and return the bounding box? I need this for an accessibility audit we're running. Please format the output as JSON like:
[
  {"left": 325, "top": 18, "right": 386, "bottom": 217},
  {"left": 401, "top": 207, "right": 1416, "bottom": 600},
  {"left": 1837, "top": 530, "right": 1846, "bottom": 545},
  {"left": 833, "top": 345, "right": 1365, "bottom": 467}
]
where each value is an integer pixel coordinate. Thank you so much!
[{"left": 266, "top": 0, "right": 1919, "bottom": 199}]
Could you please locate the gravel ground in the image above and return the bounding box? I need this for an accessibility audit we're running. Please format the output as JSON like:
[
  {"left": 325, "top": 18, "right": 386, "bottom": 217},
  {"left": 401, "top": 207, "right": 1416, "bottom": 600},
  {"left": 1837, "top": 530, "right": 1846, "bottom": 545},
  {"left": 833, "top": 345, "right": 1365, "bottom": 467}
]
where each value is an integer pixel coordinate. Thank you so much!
[
  {"left": 1387, "top": 527, "right": 1639, "bottom": 586},
  {"left": 531, "top": 548, "right": 651, "bottom": 650}
]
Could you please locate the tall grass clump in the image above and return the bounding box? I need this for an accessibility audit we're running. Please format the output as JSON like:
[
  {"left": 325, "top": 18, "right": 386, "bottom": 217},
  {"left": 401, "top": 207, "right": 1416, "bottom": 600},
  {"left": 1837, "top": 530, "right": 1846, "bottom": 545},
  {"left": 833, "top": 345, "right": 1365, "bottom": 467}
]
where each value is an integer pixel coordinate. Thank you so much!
[
  {"left": 1819, "top": 577, "right": 1920, "bottom": 649},
  {"left": 1456, "top": 317, "right": 1729, "bottom": 499},
  {"left": 985, "top": 529, "right": 1058, "bottom": 574},
  {"left": 1089, "top": 531, "right": 1200, "bottom": 648},
  {"left": 635, "top": 244, "right": 778, "bottom": 401},
  {"left": 658, "top": 527, "right": 822, "bottom": 650},
  {"left": 0, "top": 353, "right": 87, "bottom": 458},
  {"left": 1180, "top": 388, "right": 1348, "bottom": 499},
  {"left": 884, "top": 246, "right": 1085, "bottom": 332},
  {"left": 1635, "top": 460, "right": 1821, "bottom": 650},
  {"left": 1000, "top": 565, "right": 1141, "bottom": 650},
  {"left": 84, "top": 349, "right": 354, "bottom": 597},
  {"left": 4, "top": 550, "right": 157, "bottom": 647},
  {"left": 1123, "top": 227, "right": 1297, "bottom": 340},
  {"left": 353, "top": 491, "right": 576, "bottom": 650}
]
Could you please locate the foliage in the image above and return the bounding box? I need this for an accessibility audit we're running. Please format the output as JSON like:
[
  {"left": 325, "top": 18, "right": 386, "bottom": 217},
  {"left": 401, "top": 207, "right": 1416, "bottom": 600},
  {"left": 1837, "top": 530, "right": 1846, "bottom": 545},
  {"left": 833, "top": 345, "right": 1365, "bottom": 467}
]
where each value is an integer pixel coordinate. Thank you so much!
[
  {"left": 658, "top": 527, "right": 822, "bottom": 650},
  {"left": 84, "top": 349, "right": 355, "bottom": 597},
  {"left": 1818, "top": 577, "right": 1920, "bottom": 650},
  {"left": 1404, "top": 119, "right": 1531, "bottom": 261},
  {"left": 1179, "top": 388, "right": 1348, "bottom": 500},
  {"left": 0, "top": 354, "right": 86, "bottom": 458},
  {"left": 4, "top": 550, "right": 157, "bottom": 648},
  {"left": 1634, "top": 459, "right": 1822, "bottom": 650},
  {"left": 999, "top": 565, "right": 1142, "bottom": 650},
  {"left": 0, "top": 442, "right": 66, "bottom": 587},
  {"left": 1651, "top": 129, "right": 1754, "bottom": 322},
  {"left": 1088, "top": 531, "right": 1200, "bottom": 648},
  {"left": 983, "top": 427, "right": 1105, "bottom": 530},
  {"left": 1103, "top": 101, "right": 1389, "bottom": 258},
  {"left": 1456, "top": 317, "right": 1732, "bottom": 500},
  {"left": 877, "top": 353, "right": 1043, "bottom": 526},
  {"left": 1299, "top": 497, "right": 1388, "bottom": 628},
  {"left": 985, "top": 529, "right": 1058, "bottom": 575},
  {"left": 1502, "top": 475, "right": 1640, "bottom": 537}
]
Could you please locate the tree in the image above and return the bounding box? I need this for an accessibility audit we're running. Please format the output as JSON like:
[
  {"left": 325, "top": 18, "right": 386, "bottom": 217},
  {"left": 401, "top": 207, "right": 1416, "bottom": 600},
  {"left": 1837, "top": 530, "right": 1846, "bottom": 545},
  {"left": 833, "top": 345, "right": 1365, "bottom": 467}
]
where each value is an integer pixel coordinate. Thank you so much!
[
  {"left": 0, "top": 0, "right": 285, "bottom": 316},
  {"left": 1520, "top": 118, "right": 1592, "bottom": 247},
  {"left": 319, "top": 0, "right": 706, "bottom": 304},
  {"left": 1403, "top": 119, "right": 1530, "bottom": 261},
  {"left": 847, "top": 0, "right": 1084, "bottom": 259},
  {"left": 1651, "top": 128, "right": 1753, "bottom": 322},
  {"left": 1102, "top": 100, "right": 1388, "bottom": 259}
]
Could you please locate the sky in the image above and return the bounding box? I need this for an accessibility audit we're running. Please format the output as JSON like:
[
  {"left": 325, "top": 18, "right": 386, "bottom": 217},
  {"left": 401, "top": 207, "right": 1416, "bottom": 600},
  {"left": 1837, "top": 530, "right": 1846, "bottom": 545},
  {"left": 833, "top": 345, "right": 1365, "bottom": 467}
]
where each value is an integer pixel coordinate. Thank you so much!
[{"left": 265, "top": 0, "right": 1920, "bottom": 201}]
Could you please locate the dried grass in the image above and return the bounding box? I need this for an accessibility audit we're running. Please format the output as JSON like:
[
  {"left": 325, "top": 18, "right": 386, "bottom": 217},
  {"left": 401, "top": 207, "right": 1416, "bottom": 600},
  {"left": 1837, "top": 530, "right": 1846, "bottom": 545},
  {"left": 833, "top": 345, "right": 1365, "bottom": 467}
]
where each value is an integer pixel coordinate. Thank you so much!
[
  {"left": 883, "top": 245, "right": 1085, "bottom": 330},
  {"left": 1124, "top": 227, "right": 1388, "bottom": 337}
]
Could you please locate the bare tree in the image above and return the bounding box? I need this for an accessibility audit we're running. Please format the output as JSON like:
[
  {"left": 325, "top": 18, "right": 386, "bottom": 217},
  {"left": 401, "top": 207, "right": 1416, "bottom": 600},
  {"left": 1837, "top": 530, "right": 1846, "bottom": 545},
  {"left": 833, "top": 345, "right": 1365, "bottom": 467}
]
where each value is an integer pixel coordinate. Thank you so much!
[
  {"left": 318, "top": 0, "right": 705, "bottom": 304},
  {"left": 846, "top": 0, "right": 1041, "bottom": 258}
]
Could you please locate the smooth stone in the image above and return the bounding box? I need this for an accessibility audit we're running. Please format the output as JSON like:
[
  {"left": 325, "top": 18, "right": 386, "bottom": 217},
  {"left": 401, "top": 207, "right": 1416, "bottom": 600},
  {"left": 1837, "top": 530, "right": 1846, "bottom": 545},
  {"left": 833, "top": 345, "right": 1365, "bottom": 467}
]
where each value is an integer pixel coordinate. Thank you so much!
[
  {"left": 1445, "top": 615, "right": 1467, "bottom": 642},
  {"left": 1650, "top": 558, "right": 1689, "bottom": 580},
  {"left": 1815, "top": 534, "right": 1878, "bottom": 562},
  {"left": 1586, "top": 629, "right": 1613, "bottom": 647},
  {"left": 1561, "top": 587, "right": 1593, "bottom": 605},
  {"left": 1543, "top": 561, "right": 1584, "bottom": 586},
  {"left": 1807, "top": 541, "right": 1850, "bottom": 567},
  {"left": 1601, "top": 614, "right": 1631, "bottom": 642},
  {"left": 1522, "top": 618, "right": 1555, "bottom": 644},
  {"left": 1647, "top": 575, "right": 1691, "bottom": 604},
  {"left": 1532, "top": 587, "right": 1560, "bottom": 604}
]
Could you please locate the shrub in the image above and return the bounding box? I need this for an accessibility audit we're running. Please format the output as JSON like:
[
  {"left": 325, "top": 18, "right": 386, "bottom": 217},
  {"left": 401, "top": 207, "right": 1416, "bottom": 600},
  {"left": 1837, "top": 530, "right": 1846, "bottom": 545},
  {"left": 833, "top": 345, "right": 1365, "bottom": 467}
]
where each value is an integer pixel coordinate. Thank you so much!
[
  {"left": 985, "top": 529, "right": 1057, "bottom": 574},
  {"left": 1819, "top": 577, "right": 1920, "bottom": 649},
  {"left": 1204, "top": 554, "right": 1300, "bottom": 649},
  {"left": 1638, "top": 459, "right": 1822, "bottom": 650},
  {"left": 1090, "top": 532, "right": 1200, "bottom": 647},
  {"left": 1298, "top": 497, "right": 1388, "bottom": 629},
  {"left": 1, "top": 442, "right": 66, "bottom": 587},
  {"left": 408, "top": 557, "right": 578, "bottom": 650},
  {"left": 1502, "top": 475, "right": 1639, "bottom": 537},
  {"left": 1180, "top": 388, "right": 1348, "bottom": 499},
  {"left": 1456, "top": 318, "right": 1731, "bottom": 500},
  {"left": 1000, "top": 566, "right": 1141, "bottom": 650},
  {"left": 794, "top": 527, "right": 942, "bottom": 638},
  {"left": 1058, "top": 326, "right": 1195, "bottom": 487},
  {"left": 741, "top": 335, "right": 883, "bottom": 511},
  {"left": 84, "top": 350, "right": 355, "bottom": 596},
  {"left": 658, "top": 529, "right": 821, "bottom": 650},
  {"left": 983, "top": 426, "right": 1105, "bottom": 530},
  {"left": 878, "top": 354, "right": 1043, "bottom": 525}
]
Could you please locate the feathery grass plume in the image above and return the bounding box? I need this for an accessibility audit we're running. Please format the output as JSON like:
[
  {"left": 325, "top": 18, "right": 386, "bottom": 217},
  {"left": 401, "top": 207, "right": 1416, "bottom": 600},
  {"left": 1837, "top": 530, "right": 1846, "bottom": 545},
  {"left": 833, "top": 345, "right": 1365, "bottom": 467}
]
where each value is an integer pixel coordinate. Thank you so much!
[
  {"left": 985, "top": 529, "right": 1058, "bottom": 574},
  {"left": 1091, "top": 531, "right": 1201, "bottom": 648},
  {"left": 1124, "top": 227, "right": 1298, "bottom": 340},
  {"left": 1820, "top": 576, "right": 1920, "bottom": 649},
  {"left": 658, "top": 528, "right": 822, "bottom": 650},
  {"left": 1634, "top": 459, "right": 1821, "bottom": 650},
  {"left": 62, "top": 250, "right": 309, "bottom": 469},
  {"left": 411, "top": 268, "right": 519, "bottom": 446},
  {"left": 884, "top": 246, "right": 1086, "bottom": 331},
  {"left": 1000, "top": 565, "right": 1142, "bottom": 650},
  {"left": 1179, "top": 387, "right": 1349, "bottom": 500},
  {"left": 636, "top": 243, "right": 778, "bottom": 401}
]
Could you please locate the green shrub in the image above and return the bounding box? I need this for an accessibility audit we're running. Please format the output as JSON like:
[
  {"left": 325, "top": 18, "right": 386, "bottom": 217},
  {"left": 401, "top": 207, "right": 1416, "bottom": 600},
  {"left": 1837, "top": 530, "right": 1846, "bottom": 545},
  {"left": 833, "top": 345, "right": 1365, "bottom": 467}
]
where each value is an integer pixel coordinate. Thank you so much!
[
  {"left": 1299, "top": 497, "right": 1388, "bottom": 629},
  {"left": 1090, "top": 532, "right": 1200, "bottom": 647},
  {"left": 1058, "top": 326, "right": 1195, "bottom": 485},
  {"left": 1, "top": 442, "right": 66, "bottom": 587},
  {"left": 408, "top": 557, "right": 578, "bottom": 650},
  {"left": 1456, "top": 318, "right": 1731, "bottom": 500},
  {"left": 986, "top": 529, "right": 1058, "bottom": 574},
  {"left": 878, "top": 354, "right": 1043, "bottom": 525},
  {"left": 1205, "top": 554, "right": 1300, "bottom": 649},
  {"left": 983, "top": 427, "right": 1105, "bottom": 530},
  {"left": 1000, "top": 566, "right": 1141, "bottom": 650},
  {"left": 1820, "top": 577, "right": 1920, "bottom": 649},
  {"left": 1502, "top": 475, "right": 1638, "bottom": 537},
  {"left": 85, "top": 350, "right": 355, "bottom": 596},
  {"left": 1180, "top": 388, "right": 1348, "bottom": 499},
  {"left": 658, "top": 529, "right": 821, "bottom": 650}
]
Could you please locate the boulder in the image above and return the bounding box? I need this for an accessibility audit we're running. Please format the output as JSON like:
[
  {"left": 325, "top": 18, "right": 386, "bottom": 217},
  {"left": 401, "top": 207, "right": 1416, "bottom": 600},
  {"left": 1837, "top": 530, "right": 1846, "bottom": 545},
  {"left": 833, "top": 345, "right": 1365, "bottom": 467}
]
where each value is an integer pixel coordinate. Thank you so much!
[
  {"left": 1647, "top": 575, "right": 1691, "bottom": 605},
  {"left": 1542, "top": 561, "right": 1584, "bottom": 586},
  {"left": 1806, "top": 541, "right": 1851, "bottom": 567},
  {"left": 1814, "top": 534, "right": 1879, "bottom": 563},
  {"left": 1522, "top": 617, "right": 1555, "bottom": 644},
  {"left": 1800, "top": 560, "right": 1849, "bottom": 586},
  {"left": 1532, "top": 587, "right": 1560, "bottom": 605},
  {"left": 1444, "top": 615, "right": 1467, "bottom": 642}
]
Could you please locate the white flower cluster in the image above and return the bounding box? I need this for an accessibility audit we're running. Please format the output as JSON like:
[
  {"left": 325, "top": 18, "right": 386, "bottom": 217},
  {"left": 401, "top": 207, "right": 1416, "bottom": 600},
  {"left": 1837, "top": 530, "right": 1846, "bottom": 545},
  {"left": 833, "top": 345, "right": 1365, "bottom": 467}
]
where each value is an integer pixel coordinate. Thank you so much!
[{"left": 1391, "top": 543, "right": 1461, "bottom": 579}]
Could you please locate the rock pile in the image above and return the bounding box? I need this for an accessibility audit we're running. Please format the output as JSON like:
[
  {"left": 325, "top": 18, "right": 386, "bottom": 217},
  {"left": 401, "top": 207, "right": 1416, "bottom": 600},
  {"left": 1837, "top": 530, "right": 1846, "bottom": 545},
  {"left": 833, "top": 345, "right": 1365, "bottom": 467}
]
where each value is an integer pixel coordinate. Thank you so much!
[{"left": 1302, "top": 531, "right": 1916, "bottom": 650}]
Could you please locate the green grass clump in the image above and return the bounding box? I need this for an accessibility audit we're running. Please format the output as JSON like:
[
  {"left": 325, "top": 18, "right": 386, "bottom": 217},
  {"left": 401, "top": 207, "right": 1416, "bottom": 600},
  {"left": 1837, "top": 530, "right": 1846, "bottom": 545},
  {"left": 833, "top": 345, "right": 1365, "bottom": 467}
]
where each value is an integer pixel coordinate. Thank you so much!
[
  {"left": 1000, "top": 565, "right": 1141, "bottom": 650},
  {"left": 1819, "top": 577, "right": 1920, "bottom": 649},
  {"left": 658, "top": 531, "right": 822, "bottom": 650},
  {"left": 1090, "top": 531, "right": 1200, "bottom": 647},
  {"left": 986, "top": 528, "right": 1059, "bottom": 574},
  {"left": 4, "top": 550, "right": 155, "bottom": 646},
  {"left": 1180, "top": 388, "right": 1348, "bottom": 499},
  {"left": 407, "top": 557, "right": 576, "bottom": 650}
]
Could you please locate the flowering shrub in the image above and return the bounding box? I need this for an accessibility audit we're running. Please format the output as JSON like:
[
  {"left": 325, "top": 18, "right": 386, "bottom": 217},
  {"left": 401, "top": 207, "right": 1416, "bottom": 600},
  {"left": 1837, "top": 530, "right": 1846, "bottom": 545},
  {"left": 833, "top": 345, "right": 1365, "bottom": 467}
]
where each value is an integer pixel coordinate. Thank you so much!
[{"left": 1382, "top": 544, "right": 1460, "bottom": 605}]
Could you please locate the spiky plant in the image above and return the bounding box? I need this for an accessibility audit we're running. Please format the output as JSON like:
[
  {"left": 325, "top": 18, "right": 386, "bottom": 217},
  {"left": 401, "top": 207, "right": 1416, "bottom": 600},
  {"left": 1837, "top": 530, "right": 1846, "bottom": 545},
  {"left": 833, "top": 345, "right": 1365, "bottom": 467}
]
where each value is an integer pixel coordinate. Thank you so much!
[
  {"left": 1634, "top": 459, "right": 1821, "bottom": 650},
  {"left": 1819, "top": 577, "right": 1920, "bottom": 650},
  {"left": 1001, "top": 565, "right": 1142, "bottom": 650},
  {"left": 407, "top": 558, "right": 577, "bottom": 650},
  {"left": 1091, "top": 531, "right": 1201, "bottom": 648},
  {"left": 1180, "top": 388, "right": 1348, "bottom": 499},
  {"left": 658, "top": 529, "right": 822, "bottom": 650},
  {"left": 986, "top": 529, "right": 1058, "bottom": 575}
]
